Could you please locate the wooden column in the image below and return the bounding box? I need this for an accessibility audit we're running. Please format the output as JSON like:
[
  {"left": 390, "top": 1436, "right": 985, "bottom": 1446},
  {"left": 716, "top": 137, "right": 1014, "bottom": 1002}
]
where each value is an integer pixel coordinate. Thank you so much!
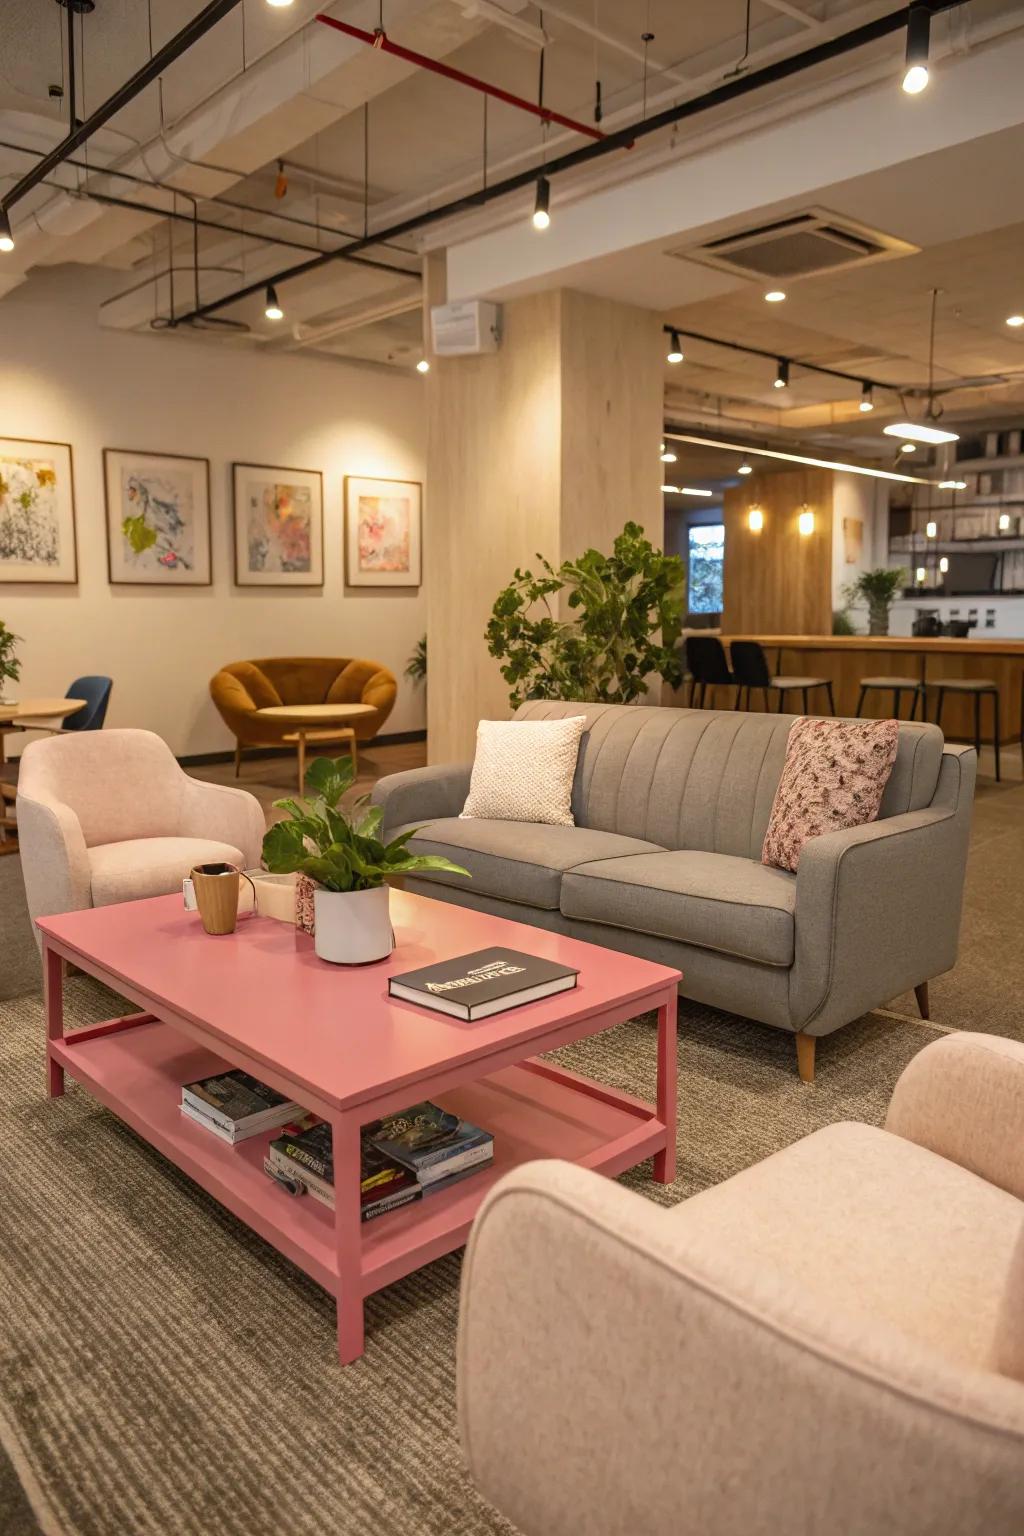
[
  {"left": 424, "top": 265, "right": 662, "bottom": 762},
  {"left": 722, "top": 466, "right": 834, "bottom": 636}
]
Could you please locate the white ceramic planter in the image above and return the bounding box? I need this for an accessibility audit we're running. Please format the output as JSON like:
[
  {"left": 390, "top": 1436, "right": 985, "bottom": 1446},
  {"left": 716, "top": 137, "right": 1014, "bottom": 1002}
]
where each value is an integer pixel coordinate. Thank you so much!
[{"left": 313, "top": 884, "right": 394, "bottom": 965}]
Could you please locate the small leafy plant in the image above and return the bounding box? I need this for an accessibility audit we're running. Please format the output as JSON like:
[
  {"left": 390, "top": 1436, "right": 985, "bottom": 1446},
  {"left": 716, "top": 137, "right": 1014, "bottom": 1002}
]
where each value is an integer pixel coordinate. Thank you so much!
[
  {"left": 842, "top": 568, "right": 908, "bottom": 636},
  {"left": 405, "top": 634, "right": 427, "bottom": 685},
  {"left": 486, "top": 521, "right": 686, "bottom": 708},
  {"left": 0, "top": 621, "right": 21, "bottom": 698},
  {"left": 262, "top": 754, "right": 469, "bottom": 893}
]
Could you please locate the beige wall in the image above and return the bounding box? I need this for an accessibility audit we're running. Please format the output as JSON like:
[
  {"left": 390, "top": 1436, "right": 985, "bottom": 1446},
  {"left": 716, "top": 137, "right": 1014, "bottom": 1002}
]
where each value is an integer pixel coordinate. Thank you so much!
[
  {"left": 1, "top": 270, "right": 426, "bottom": 759},
  {"left": 425, "top": 272, "right": 663, "bottom": 761}
]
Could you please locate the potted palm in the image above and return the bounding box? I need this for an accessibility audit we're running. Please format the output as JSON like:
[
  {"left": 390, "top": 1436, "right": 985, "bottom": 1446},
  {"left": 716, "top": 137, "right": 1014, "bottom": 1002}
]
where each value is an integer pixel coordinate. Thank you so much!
[
  {"left": 0, "top": 621, "right": 21, "bottom": 704},
  {"left": 261, "top": 755, "right": 469, "bottom": 964},
  {"left": 842, "top": 568, "right": 908, "bottom": 636}
]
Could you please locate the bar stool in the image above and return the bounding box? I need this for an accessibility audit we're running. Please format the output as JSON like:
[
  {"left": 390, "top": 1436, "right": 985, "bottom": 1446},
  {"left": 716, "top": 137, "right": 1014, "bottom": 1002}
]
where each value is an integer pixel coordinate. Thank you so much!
[
  {"left": 685, "top": 636, "right": 735, "bottom": 709},
  {"left": 729, "top": 640, "right": 835, "bottom": 715},
  {"left": 855, "top": 676, "right": 926, "bottom": 720},
  {"left": 933, "top": 679, "right": 1001, "bottom": 782}
]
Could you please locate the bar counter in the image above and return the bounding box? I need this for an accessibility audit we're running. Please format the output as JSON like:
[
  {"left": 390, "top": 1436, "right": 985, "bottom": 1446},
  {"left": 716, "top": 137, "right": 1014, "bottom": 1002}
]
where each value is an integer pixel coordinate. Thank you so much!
[{"left": 719, "top": 634, "right": 1024, "bottom": 742}]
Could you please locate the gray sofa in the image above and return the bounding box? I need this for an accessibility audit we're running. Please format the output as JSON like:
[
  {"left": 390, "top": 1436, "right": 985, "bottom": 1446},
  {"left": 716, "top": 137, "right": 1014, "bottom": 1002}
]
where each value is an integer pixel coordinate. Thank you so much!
[{"left": 372, "top": 702, "right": 976, "bottom": 1079}]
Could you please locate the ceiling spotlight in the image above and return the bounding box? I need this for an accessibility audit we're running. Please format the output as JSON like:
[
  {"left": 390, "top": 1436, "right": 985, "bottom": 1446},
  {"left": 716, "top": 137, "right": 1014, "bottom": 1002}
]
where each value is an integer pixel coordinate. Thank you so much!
[
  {"left": 773, "top": 358, "right": 789, "bottom": 390},
  {"left": 738, "top": 460, "right": 753, "bottom": 475},
  {"left": 266, "top": 0, "right": 295, "bottom": 8},
  {"left": 859, "top": 382, "right": 874, "bottom": 413},
  {"left": 264, "top": 283, "right": 284, "bottom": 320},
  {"left": 884, "top": 421, "right": 959, "bottom": 444},
  {"left": 764, "top": 290, "right": 786, "bottom": 303},
  {"left": 902, "top": 1, "right": 930, "bottom": 94},
  {"left": 939, "top": 556, "right": 949, "bottom": 573},
  {"left": 1006, "top": 315, "right": 1024, "bottom": 328},
  {"left": 0, "top": 208, "right": 13, "bottom": 253},
  {"left": 939, "top": 479, "right": 967, "bottom": 490},
  {"left": 532, "top": 176, "right": 551, "bottom": 230},
  {"left": 925, "top": 520, "right": 937, "bottom": 537},
  {"left": 416, "top": 358, "right": 430, "bottom": 374},
  {"left": 660, "top": 449, "right": 677, "bottom": 463},
  {"left": 667, "top": 329, "right": 684, "bottom": 364},
  {"left": 748, "top": 507, "right": 764, "bottom": 532},
  {"left": 900, "top": 443, "right": 916, "bottom": 454}
]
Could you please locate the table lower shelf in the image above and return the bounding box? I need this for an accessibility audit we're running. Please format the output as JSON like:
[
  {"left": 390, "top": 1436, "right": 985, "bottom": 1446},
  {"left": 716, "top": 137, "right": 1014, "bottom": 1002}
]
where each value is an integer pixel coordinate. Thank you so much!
[{"left": 50, "top": 1016, "right": 665, "bottom": 1299}]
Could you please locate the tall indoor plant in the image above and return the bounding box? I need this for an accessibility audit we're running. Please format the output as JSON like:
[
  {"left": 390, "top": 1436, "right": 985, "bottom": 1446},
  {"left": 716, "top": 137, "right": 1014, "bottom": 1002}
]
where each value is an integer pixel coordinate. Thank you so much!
[
  {"left": 486, "top": 521, "right": 686, "bottom": 707},
  {"left": 262, "top": 755, "right": 468, "bottom": 964},
  {"left": 842, "top": 568, "right": 908, "bottom": 636},
  {"left": 0, "top": 621, "right": 21, "bottom": 703}
]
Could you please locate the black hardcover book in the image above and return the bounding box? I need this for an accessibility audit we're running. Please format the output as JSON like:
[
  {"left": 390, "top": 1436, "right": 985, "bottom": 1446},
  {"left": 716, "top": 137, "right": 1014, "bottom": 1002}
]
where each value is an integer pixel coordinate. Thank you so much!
[{"left": 387, "top": 948, "right": 578, "bottom": 1021}]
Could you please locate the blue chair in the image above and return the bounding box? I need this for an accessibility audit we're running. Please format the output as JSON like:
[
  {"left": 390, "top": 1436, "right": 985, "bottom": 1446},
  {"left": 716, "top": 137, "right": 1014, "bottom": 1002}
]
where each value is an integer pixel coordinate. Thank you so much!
[{"left": 63, "top": 676, "right": 112, "bottom": 732}]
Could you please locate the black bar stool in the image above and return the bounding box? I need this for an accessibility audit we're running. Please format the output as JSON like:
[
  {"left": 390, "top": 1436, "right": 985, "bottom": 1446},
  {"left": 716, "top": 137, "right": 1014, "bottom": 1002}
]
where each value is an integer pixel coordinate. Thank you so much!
[
  {"left": 684, "top": 636, "right": 735, "bottom": 709},
  {"left": 855, "top": 676, "right": 926, "bottom": 720},
  {"left": 729, "top": 640, "right": 835, "bottom": 715},
  {"left": 933, "top": 679, "right": 1001, "bottom": 781}
]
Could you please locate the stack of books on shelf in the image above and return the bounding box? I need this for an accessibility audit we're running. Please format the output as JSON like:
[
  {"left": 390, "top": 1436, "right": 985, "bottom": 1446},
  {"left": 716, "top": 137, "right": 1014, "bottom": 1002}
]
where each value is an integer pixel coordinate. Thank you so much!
[
  {"left": 264, "top": 1101, "right": 494, "bottom": 1221},
  {"left": 180, "top": 1069, "right": 301, "bottom": 1143}
]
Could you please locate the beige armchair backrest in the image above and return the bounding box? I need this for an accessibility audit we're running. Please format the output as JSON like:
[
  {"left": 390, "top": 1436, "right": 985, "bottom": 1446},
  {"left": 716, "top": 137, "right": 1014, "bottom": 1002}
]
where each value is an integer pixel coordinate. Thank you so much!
[{"left": 19, "top": 729, "right": 186, "bottom": 847}]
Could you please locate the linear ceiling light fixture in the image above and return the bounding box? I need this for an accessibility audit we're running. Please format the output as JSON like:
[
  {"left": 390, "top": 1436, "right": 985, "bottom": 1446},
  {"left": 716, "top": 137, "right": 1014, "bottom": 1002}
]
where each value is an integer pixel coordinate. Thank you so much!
[
  {"left": 681, "top": 487, "right": 714, "bottom": 497},
  {"left": 902, "top": 2, "right": 931, "bottom": 93},
  {"left": 883, "top": 421, "right": 959, "bottom": 444},
  {"left": 939, "top": 478, "right": 967, "bottom": 489},
  {"left": 665, "top": 432, "right": 937, "bottom": 486}
]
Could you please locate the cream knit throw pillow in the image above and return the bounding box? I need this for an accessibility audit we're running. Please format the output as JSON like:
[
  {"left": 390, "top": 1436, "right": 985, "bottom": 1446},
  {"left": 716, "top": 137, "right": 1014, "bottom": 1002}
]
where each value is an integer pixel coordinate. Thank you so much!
[{"left": 461, "top": 716, "right": 587, "bottom": 826}]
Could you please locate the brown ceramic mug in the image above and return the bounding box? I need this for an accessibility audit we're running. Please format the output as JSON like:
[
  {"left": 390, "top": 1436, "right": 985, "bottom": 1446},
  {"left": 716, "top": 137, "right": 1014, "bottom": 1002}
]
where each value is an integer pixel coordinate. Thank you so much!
[{"left": 189, "top": 863, "right": 256, "bottom": 936}]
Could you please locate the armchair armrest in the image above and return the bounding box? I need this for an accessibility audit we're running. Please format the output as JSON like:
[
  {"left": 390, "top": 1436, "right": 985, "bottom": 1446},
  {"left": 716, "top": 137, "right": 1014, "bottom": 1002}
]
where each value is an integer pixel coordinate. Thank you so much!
[
  {"left": 789, "top": 746, "right": 975, "bottom": 1035},
  {"left": 459, "top": 1160, "right": 1024, "bottom": 1536},
  {"left": 886, "top": 1032, "right": 1024, "bottom": 1200},
  {"left": 178, "top": 775, "right": 265, "bottom": 867},
  {"left": 371, "top": 761, "right": 472, "bottom": 834},
  {"left": 16, "top": 791, "right": 91, "bottom": 943}
]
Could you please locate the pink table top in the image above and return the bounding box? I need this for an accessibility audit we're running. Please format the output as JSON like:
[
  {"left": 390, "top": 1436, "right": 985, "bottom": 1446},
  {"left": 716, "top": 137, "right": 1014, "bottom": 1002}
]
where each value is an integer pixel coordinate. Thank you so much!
[{"left": 38, "top": 891, "right": 679, "bottom": 1113}]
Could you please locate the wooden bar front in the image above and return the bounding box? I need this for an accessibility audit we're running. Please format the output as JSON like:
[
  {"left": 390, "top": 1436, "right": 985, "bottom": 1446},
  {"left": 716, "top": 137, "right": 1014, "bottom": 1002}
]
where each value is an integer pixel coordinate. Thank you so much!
[{"left": 717, "top": 635, "right": 1024, "bottom": 743}]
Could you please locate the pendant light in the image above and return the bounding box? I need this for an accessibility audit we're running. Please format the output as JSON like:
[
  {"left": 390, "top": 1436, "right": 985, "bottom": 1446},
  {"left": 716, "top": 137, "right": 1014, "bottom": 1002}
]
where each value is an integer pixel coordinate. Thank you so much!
[
  {"left": 666, "top": 330, "right": 684, "bottom": 365},
  {"left": 859, "top": 382, "right": 874, "bottom": 413},
  {"left": 0, "top": 209, "right": 13, "bottom": 253},
  {"left": 264, "top": 284, "right": 284, "bottom": 320},
  {"left": 532, "top": 177, "right": 551, "bottom": 230},
  {"left": 773, "top": 358, "right": 789, "bottom": 390},
  {"left": 902, "top": 2, "right": 931, "bottom": 94}
]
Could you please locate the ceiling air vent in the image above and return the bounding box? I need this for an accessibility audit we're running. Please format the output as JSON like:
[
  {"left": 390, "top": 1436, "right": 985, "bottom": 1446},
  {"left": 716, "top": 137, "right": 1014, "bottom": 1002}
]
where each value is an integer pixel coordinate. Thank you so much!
[{"left": 672, "top": 208, "right": 917, "bottom": 281}]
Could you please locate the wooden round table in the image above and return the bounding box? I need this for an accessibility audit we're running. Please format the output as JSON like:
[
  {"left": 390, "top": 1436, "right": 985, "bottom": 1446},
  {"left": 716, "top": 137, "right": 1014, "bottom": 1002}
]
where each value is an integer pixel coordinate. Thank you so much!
[
  {"left": 0, "top": 697, "right": 87, "bottom": 848},
  {"left": 255, "top": 702, "right": 377, "bottom": 790}
]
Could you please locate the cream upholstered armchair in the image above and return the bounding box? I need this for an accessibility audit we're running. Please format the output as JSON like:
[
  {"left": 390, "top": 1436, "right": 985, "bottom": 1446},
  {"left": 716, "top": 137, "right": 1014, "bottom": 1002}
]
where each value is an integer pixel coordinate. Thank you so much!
[
  {"left": 17, "top": 729, "right": 264, "bottom": 942},
  {"left": 459, "top": 1032, "right": 1024, "bottom": 1536}
]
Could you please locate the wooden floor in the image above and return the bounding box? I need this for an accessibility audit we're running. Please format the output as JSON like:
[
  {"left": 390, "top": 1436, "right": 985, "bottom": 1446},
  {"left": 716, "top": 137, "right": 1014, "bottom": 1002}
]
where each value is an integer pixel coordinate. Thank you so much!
[{"left": 189, "top": 739, "right": 428, "bottom": 825}]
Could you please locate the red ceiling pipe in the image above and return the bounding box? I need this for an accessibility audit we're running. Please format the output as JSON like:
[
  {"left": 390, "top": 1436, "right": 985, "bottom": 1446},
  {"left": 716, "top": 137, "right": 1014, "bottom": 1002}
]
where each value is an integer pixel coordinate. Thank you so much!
[{"left": 315, "top": 13, "right": 610, "bottom": 143}]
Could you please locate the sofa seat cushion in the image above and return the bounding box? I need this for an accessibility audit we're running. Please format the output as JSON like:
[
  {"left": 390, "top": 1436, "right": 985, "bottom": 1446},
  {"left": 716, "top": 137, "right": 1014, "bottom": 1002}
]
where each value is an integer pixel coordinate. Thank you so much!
[
  {"left": 396, "top": 819, "right": 665, "bottom": 910},
  {"left": 89, "top": 837, "right": 246, "bottom": 907},
  {"left": 671, "top": 1121, "right": 1024, "bottom": 1377},
  {"left": 560, "top": 850, "right": 796, "bottom": 966}
]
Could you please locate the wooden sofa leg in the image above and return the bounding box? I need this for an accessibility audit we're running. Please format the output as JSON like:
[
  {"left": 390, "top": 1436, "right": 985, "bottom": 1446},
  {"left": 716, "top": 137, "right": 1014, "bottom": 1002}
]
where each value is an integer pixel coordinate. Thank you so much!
[
  {"left": 914, "top": 981, "right": 930, "bottom": 1020},
  {"left": 795, "top": 1032, "right": 816, "bottom": 1084},
  {"left": 234, "top": 741, "right": 243, "bottom": 777}
]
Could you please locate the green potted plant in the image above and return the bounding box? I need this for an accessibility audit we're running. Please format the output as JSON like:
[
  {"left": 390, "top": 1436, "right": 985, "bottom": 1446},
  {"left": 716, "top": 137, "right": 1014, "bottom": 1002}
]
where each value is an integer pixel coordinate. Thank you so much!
[
  {"left": 0, "top": 621, "right": 21, "bottom": 704},
  {"left": 842, "top": 568, "right": 908, "bottom": 636},
  {"left": 261, "top": 754, "right": 468, "bottom": 964},
  {"left": 405, "top": 634, "right": 427, "bottom": 686},
  {"left": 486, "top": 521, "right": 686, "bottom": 707}
]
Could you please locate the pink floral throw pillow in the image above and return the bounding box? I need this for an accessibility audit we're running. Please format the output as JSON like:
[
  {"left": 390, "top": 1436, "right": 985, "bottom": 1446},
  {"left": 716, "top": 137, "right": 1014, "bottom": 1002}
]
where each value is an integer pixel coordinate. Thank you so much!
[{"left": 762, "top": 717, "right": 900, "bottom": 873}]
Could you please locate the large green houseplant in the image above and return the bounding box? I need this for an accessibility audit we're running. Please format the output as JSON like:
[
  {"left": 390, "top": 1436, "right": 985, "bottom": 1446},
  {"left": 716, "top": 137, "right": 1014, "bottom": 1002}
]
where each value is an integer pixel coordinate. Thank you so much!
[
  {"left": 842, "top": 568, "right": 908, "bottom": 636},
  {"left": 486, "top": 521, "right": 686, "bottom": 708},
  {"left": 0, "top": 621, "right": 21, "bottom": 703},
  {"left": 262, "top": 755, "right": 468, "bottom": 963}
]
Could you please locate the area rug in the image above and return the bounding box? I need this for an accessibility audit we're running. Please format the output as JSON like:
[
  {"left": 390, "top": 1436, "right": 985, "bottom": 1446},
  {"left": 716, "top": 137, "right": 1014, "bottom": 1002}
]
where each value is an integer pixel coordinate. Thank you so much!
[{"left": 0, "top": 976, "right": 941, "bottom": 1536}]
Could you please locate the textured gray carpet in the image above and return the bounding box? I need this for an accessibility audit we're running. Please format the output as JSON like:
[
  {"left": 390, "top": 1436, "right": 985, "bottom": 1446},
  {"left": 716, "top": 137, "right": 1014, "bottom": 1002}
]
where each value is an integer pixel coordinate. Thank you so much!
[{"left": 0, "top": 974, "right": 940, "bottom": 1536}]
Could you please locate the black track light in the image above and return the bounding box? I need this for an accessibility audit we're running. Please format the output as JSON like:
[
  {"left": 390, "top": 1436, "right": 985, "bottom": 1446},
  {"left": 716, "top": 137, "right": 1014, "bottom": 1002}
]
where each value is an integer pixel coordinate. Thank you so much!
[
  {"left": 532, "top": 177, "right": 551, "bottom": 230},
  {"left": 0, "top": 208, "right": 13, "bottom": 253},
  {"left": 666, "top": 329, "right": 684, "bottom": 365},
  {"left": 773, "top": 358, "right": 789, "bottom": 390},
  {"left": 860, "top": 381, "right": 874, "bottom": 413},
  {"left": 264, "top": 283, "right": 283, "bottom": 320},
  {"left": 902, "top": 2, "right": 930, "bottom": 94}
]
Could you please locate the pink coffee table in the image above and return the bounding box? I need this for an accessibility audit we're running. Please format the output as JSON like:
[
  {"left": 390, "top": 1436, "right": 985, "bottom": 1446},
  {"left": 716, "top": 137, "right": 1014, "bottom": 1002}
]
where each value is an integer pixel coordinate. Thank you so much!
[{"left": 38, "top": 890, "right": 680, "bottom": 1365}]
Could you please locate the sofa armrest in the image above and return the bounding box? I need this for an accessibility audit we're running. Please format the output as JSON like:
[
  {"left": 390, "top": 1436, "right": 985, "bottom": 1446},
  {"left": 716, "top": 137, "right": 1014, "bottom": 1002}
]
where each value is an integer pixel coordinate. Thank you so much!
[
  {"left": 886, "top": 1032, "right": 1024, "bottom": 1200},
  {"left": 178, "top": 775, "right": 265, "bottom": 867},
  {"left": 371, "top": 762, "right": 472, "bottom": 833},
  {"left": 459, "top": 1160, "right": 1024, "bottom": 1536},
  {"left": 16, "top": 792, "right": 92, "bottom": 945},
  {"left": 789, "top": 746, "right": 975, "bottom": 1035}
]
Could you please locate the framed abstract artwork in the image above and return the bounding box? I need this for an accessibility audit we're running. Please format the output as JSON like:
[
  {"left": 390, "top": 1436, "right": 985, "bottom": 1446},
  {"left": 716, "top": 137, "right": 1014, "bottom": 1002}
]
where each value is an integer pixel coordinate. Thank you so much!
[
  {"left": 103, "top": 448, "right": 211, "bottom": 585},
  {"left": 232, "top": 463, "right": 324, "bottom": 586},
  {"left": 344, "top": 474, "right": 422, "bottom": 588},
  {"left": 0, "top": 437, "right": 77, "bottom": 583}
]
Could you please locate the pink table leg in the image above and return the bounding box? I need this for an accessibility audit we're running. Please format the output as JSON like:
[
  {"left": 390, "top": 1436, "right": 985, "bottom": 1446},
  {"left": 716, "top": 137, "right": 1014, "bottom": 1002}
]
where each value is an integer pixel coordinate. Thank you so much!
[
  {"left": 653, "top": 988, "right": 677, "bottom": 1184},
  {"left": 331, "top": 1110, "right": 365, "bottom": 1364},
  {"left": 44, "top": 941, "right": 65, "bottom": 1098}
]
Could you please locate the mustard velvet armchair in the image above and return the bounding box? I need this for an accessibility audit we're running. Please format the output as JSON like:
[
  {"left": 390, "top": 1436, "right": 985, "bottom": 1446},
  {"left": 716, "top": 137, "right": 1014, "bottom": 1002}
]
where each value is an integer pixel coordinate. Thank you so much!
[{"left": 209, "top": 657, "right": 397, "bottom": 774}]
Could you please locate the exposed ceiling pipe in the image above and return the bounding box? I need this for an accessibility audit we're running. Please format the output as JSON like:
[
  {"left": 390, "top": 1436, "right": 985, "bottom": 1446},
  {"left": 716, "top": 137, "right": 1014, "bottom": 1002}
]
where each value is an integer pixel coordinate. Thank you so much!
[
  {"left": 171, "top": 3, "right": 963, "bottom": 329},
  {"left": 1, "top": 0, "right": 243, "bottom": 217},
  {"left": 513, "top": 1, "right": 690, "bottom": 86},
  {"left": 288, "top": 286, "right": 423, "bottom": 348},
  {"left": 314, "top": 13, "right": 609, "bottom": 143},
  {"left": 457, "top": 1, "right": 550, "bottom": 48}
]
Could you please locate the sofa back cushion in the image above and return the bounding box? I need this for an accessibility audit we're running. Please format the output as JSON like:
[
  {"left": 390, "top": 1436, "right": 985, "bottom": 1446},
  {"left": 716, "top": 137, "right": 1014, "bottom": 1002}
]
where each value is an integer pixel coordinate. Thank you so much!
[
  {"left": 514, "top": 701, "right": 944, "bottom": 857},
  {"left": 255, "top": 657, "right": 351, "bottom": 705},
  {"left": 221, "top": 661, "right": 282, "bottom": 711}
]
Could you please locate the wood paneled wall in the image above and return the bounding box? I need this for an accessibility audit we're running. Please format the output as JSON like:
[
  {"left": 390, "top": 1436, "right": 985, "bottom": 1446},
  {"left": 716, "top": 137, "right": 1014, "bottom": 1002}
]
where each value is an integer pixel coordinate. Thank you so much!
[
  {"left": 723, "top": 467, "right": 834, "bottom": 635},
  {"left": 424, "top": 263, "right": 663, "bottom": 762}
]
